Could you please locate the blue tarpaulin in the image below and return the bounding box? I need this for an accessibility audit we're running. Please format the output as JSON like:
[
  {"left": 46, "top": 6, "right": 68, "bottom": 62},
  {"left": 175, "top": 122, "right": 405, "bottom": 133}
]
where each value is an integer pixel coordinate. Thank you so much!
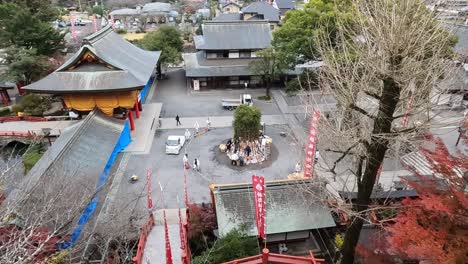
[
  {"left": 58, "top": 121, "right": 131, "bottom": 249},
  {"left": 139, "top": 76, "right": 155, "bottom": 103}
]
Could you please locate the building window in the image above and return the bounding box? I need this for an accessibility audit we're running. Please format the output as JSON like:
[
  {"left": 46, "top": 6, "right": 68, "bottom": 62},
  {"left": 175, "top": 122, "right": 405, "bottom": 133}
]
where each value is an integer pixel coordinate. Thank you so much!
[
  {"left": 270, "top": 24, "right": 275, "bottom": 30},
  {"left": 226, "top": 8, "right": 230, "bottom": 11},
  {"left": 229, "top": 50, "right": 240, "bottom": 58},
  {"left": 239, "top": 51, "right": 251, "bottom": 58}
]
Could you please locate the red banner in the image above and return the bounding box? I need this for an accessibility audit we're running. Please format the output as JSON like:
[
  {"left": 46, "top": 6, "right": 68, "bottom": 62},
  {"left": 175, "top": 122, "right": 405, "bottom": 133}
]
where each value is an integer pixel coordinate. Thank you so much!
[
  {"left": 401, "top": 96, "right": 413, "bottom": 127},
  {"left": 110, "top": 15, "right": 115, "bottom": 29},
  {"left": 147, "top": 169, "right": 153, "bottom": 209},
  {"left": 304, "top": 110, "right": 321, "bottom": 178},
  {"left": 252, "top": 175, "right": 266, "bottom": 239},
  {"left": 92, "top": 14, "right": 98, "bottom": 32},
  {"left": 70, "top": 15, "right": 77, "bottom": 40}
]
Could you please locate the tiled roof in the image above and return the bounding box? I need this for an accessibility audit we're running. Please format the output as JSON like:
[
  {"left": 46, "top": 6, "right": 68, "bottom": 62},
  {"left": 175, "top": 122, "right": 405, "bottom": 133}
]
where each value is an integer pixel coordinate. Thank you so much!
[
  {"left": 213, "top": 13, "right": 242, "bottom": 21},
  {"left": 212, "top": 179, "right": 336, "bottom": 237},
  {"left": 194, "top": 21, "right": 272, "bottom": 50},
  {"left": 8, "top": 109, "right": 125, "bottom": 205},
  {"left": 275, "top": 0, "right": 294, "bottom": 10},
  {"left": 24, "top": 25, "right": 160, "bottom": 93},
  {"left": 241, "top": 1, "right": 280, "bottom": 22}
]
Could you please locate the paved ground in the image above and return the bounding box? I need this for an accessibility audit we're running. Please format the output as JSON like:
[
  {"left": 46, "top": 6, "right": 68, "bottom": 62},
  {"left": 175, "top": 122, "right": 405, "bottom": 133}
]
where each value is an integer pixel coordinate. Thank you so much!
[
  {"left": 154, "top": 69, "right": 282, "bottom": 118},
  {"left": 124, "top": 103, "right": 162, "bottom": 154},
  {"left": 124, "top": 125, "right": 301, "bottom": 209},
  {"left": 159, "top": 114, "right": 286, "bottom": 129}
]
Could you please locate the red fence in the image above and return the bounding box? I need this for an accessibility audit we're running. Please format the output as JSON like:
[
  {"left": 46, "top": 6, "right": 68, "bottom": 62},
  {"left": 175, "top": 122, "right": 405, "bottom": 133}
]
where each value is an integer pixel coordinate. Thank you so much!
[
  {"left": 0, "top": 131, "right": 36, "bottom": 138},
  {"left": 0, "top": 116, "right": 51, "bottom": 122},
  {"left": 132, "top": 214, "right": 155, "bottom": 264}
]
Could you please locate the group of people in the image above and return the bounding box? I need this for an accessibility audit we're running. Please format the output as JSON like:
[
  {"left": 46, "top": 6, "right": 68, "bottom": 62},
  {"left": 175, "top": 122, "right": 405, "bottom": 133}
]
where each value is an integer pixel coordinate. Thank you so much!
[
  {"left": 225, "top": 134, "right": 270, "bottom": 166},
  {"left": 183, "top": 153, "right": 200, "bottom": 172}
]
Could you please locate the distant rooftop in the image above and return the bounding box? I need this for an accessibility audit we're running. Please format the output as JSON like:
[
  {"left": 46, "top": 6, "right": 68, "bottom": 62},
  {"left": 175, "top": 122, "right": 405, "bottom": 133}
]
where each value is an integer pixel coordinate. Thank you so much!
[
  {"left": 213, "top": 13, "right": 242, "bottom": 21},
  {"left": 110, "top": 2, "right": 173, "bottom": 16},
  {"left": 242, "top": 1, "right": 280, "bottom": 22},
  {"left": 194, "top": 21, "right": 272, "bottom": 50}
]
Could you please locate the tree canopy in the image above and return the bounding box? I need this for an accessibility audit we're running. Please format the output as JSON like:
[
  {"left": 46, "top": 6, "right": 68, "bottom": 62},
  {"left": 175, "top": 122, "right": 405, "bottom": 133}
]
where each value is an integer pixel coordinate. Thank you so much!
[
  {"left": 249, "top": 48, "right": 287, "bottom": 97},
  {"left": 192, "top": 229, "right": 259, "bottom": 264},
  {"left": 3, "top": 47, "right": 51, "bottom": 85},
  {"left": 139, "top": 26, "right": 183, "bottom": 73},
  {"left": 0, "top": 3, "right": 64, "bottom": 56},
  {"left": 0, "top": 0, "right": 58, "bottom": 22},
  {"left": 386, "top": 137, "right": 468, "bottom": 264},
  {"left": 272, "top": 0, "right": 352, "bottom": 67},
  {"left": 232, "top": 105, "right": 262, "bottom": 141}
]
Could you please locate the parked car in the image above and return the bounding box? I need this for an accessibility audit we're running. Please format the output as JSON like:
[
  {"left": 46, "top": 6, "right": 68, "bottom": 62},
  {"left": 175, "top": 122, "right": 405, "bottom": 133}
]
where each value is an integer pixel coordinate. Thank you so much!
[{"left": 165, "top": 135, "right": 186, "bottom": 155}]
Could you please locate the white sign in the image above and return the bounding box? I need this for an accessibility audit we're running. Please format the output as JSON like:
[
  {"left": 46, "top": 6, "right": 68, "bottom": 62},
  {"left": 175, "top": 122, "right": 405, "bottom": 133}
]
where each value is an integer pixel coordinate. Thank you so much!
[{"left": 193, "top": 80, "right": 200, "bottom": 91}]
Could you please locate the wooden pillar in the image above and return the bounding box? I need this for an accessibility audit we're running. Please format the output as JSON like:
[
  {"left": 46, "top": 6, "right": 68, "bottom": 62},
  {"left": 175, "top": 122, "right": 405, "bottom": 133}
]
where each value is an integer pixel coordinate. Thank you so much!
[
  {"left": 16, "top": 82, "right": 25, "bottom": 96},
  {"left": 134, "top": 101, "right": 140, "bottom": 119},
  {"left": 261, "top": 248, "right": 269, "bottom": 264},
  {"left": 128, "top": 109, "right": 135, "bottom": 131}
]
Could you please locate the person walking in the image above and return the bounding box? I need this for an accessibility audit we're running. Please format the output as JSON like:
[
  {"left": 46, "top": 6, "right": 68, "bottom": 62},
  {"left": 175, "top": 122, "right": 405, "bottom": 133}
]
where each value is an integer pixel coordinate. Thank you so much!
[
  {"left": 176, "top": 115, "right": 181, "bottom": 126},
  {"left": 183, "top": 153, "right": 189, "bottom": 169},
  {"left": 185, "top": 129, "right": 191, "bottom": 140},
  {"left": 193, "top": 158, "right": 200, "bottom": 172},
  {"left": 295, "top": 162, "right": 301, "bottom": 173},
  {"left": 206, "top": 117, "right": 211, "bottom": 130},
  {"left": 194, "top": 121, "right": 200, "bottom": 133}
]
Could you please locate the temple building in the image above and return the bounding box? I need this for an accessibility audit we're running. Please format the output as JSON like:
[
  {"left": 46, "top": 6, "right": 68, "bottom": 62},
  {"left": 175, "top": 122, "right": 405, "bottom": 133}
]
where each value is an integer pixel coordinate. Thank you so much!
[
  {"left": 184, "top": 21, "right": 272, "bottom": 90},
  {"left": 24, "top": 25, "right": 160, "bottom": 130}
]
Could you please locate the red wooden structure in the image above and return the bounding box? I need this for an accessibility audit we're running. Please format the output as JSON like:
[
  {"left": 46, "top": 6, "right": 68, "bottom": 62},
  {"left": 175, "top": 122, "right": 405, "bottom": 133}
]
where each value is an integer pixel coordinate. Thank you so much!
[
  {"left": 0, "top": 131, "right": 37, "bottom": 138},
  {"left": 0, "top": 116, "right": 50, "bottom": 122},
  {"left": 132, "top": 214, "right": 155, "bottom": 264},
  {"left": 223, "top": 248, "right": 325, "bottom": 264}
]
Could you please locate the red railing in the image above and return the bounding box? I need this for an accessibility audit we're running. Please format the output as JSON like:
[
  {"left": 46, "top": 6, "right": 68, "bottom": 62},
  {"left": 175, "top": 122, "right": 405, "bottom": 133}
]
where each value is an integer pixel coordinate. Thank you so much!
[
  {"left": 0, "top": 131, "right": 36, "bottom": 138},
  {"left": 132, "top": 214, "right": 155, "bottom": 264},
  {"left": 0, "top": 116, "right": 52, "bottom": 122},
  {"left": 223, "top": 248, "right": 325, "bottom": 264}
]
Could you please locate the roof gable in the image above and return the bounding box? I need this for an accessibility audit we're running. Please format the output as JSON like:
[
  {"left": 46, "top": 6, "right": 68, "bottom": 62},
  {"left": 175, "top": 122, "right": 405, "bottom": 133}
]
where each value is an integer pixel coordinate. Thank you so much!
[
  {"left": 25, "top": 25, "right": 161, "bottom": 93},
  {"left": 241, "top": 1, "right": 280, "bottom": 22}
]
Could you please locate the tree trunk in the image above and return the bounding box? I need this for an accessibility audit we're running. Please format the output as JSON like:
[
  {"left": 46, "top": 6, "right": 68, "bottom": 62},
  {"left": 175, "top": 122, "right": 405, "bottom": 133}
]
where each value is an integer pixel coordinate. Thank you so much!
[
  {"left": 156, "top": 62, "right": 162, "bottom": 79},
  {"left": 266, "top": 80, "right": 271, "bottom": 98},
  {"left": 340, "top": 77, "right": 402, "bottom": 264}
]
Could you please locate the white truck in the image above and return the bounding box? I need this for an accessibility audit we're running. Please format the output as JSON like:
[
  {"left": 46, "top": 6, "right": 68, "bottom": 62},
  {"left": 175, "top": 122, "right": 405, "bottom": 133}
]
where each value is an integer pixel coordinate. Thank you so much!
[
  {"left": 221, "top": 94, "right": 253, "bottom": 110},
  {"left": 165, "top": 135, "right": 186, "bottom": 155}
]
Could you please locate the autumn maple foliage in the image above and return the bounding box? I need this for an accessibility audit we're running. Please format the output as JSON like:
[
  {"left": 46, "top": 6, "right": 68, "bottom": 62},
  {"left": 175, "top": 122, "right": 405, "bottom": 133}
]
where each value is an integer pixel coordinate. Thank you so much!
[{"left": 386, "top": 136, "right": 468, "bottom": 263}]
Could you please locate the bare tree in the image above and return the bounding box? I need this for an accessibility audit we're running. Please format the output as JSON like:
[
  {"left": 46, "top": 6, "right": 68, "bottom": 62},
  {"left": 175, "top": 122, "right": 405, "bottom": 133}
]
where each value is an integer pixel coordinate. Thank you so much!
[
  {"left": 307, "top": 0, "right": 456, "bottom": 263},
  {"left": 0, "top": 141, "right": 98, "bottom": 263}
]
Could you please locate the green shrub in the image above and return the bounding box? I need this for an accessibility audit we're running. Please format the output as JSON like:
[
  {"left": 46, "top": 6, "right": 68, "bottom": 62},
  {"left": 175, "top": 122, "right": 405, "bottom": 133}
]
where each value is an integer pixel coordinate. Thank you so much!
[
  {"left": 23, "top": 144, "right": 45, "bottom": 172},
  {"left": 232, "top": 104, "right": 261, "bottom": 141},
  {"left": 49, "top": 249, "right": 68, "bottom": 264},
  {"left": 192, "top": 229, "right": 259, "bottom": 264},
  {"left": 116, "top": 28, "right": 127, "bottom": 34},
  {"left": 0, "top": 107, "right": 11, "bottom": 116},
  {"left": 11, "top": 104, "right": 24, "bottom": 113},
  {"left": 257, "top": 95, "right": 271, "bottom": 101},
  {"left": 18, "top": 94, "right": 50, "bottom": 116}
]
